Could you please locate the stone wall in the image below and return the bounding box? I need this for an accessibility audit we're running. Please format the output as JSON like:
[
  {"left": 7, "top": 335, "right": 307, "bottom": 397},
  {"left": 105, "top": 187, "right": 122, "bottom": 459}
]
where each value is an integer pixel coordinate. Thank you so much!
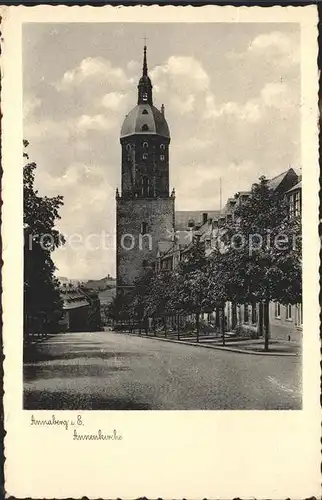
[{"left": 116, "top": 196, "right": 175, "bottom": 291}]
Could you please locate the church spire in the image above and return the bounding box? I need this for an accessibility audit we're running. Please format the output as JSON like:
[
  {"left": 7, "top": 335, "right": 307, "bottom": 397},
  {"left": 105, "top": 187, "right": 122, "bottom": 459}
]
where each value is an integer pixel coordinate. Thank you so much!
[
  {"left": 138, "top": 44, "right": 153, "bottom": 105},
  {"left": 143, "top": 45, "right": 148, "bottom": 77}
]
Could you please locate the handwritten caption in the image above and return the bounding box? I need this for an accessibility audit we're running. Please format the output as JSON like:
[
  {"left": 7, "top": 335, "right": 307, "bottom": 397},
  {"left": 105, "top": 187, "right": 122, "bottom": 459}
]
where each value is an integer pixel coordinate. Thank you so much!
[{"left": 30, "top": 414, "right": 123, "bottom": 441}]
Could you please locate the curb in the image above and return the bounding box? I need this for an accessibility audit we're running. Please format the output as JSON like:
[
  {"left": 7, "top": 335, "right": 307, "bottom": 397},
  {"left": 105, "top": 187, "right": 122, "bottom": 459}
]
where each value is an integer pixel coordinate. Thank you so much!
[{"left": 123, "top": 332, "right": 300, "bottom": 357}]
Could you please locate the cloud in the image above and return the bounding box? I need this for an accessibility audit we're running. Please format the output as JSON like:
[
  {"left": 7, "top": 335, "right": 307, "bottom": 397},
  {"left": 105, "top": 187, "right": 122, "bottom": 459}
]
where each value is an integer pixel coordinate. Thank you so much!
[
  {"left": 250, "top": 31, "right": 290, "bottom": 51},
  {"left": 36, "top": 161, "right": 117, "bottom": 279},
  {"left": 204, "top": 80, "right": 294, "bottom": 124},
  {"left": 260, "top": 82, "right": 288, "bottom": 108},
  {"left": 248, "top": 31, "right": 299, "bottom": 65},
  {"left": 127, "top": 60, "right": 140, "bottom": 72},
  {"left": 173, "top": 161, "right": 256, "bottom": 211},
  {"left": 172, "top": 94, "right": 195, "bottom": 114},
  {"left": 56, "top": 57, "right": 129, "bottom": 91},
  {"left": 152, "top": 56, "right": 210, "bottom": 93},
  {"left": 76, "top": 114, "right": 115, "bottom": 133},
  {"left": 101, "top": 91, "right": 128, "bottom": 111},
  {"left": 204, "top": 94, "right": 261, "bottom": 123},
  {"left": 24, "top": 96, "right": 41, "bottom": 119},
  {"left": 25, "top": 113, "right": 117, "bottom": 142}
]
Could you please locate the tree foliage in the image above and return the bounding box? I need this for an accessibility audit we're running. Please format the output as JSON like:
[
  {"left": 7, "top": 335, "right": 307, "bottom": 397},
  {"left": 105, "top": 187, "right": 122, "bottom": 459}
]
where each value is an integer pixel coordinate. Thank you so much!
[
  {"left": 214, "top": 176, "right": 302, "bottom": 349},
  {"left": 113, "top": 176, "right": 301, "bottom": 352},
  {"left": 23, "top": 141, "right": 65, "bottom": 337}
]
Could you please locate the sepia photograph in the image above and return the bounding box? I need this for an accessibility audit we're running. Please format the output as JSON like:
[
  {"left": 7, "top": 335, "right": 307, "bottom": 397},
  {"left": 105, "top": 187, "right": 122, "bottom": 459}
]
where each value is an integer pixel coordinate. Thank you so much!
[
  {"left": 3, "top": 5, "right": 320, "bottom": 499},
  {"left": 22, "top": 21, "right": 303, "bottom": 411}
]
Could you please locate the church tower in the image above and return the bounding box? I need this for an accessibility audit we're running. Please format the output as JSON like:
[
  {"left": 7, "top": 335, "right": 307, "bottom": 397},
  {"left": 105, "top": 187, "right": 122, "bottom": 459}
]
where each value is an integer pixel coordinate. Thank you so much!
[{"left": 116, "top": 46, "right": 175, "bottom": 294}]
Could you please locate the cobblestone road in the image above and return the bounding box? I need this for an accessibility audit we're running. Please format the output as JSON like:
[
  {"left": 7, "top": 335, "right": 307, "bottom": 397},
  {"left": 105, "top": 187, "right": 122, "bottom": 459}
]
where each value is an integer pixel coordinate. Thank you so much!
[{"left": 24, "top": 331, "right": 302, "bottom": 410}]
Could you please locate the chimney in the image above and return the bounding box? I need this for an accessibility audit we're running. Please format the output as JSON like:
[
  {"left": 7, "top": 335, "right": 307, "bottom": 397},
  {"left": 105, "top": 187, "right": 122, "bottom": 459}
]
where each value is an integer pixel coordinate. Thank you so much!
[
  {"left": 161, "top": 104, "right": 165, "bottom": 116},
  {"left": 202, "top": 212, "right": 208, "bottom": 224}
]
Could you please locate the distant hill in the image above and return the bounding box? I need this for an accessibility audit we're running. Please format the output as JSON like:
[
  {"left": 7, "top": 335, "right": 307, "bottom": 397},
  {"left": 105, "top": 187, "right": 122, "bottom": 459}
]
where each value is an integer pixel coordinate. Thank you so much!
[
  {"left": 85, "top": 276, "right": 116, "bottom": 291},
  {"left": 84, "top": 276, "right": 116, "bottom": 306}
]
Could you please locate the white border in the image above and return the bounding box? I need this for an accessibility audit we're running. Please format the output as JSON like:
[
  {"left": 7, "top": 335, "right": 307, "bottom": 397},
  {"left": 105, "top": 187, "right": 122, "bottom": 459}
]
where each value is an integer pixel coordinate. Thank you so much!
[{"left": 2, "top": 6, "right": 320, "bottom": 498}]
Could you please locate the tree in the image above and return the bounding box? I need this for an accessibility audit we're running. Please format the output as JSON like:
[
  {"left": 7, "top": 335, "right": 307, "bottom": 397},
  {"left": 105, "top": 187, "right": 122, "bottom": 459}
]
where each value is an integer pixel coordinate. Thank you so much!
[
  {"left": 175, "top": 237, "right": 219, "bottom": 342},
  {"left": 23, "top": 141, "right": 65, "bottom": 339},
  {"left": 218, "top": 176, "right": 302, "bottom": 351}
]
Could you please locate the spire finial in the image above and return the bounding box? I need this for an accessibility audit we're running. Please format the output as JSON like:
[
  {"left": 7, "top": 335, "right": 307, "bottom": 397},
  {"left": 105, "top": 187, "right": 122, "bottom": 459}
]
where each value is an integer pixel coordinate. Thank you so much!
[{"left": 143, "top": 42, "right": 148, "bottom": 77}]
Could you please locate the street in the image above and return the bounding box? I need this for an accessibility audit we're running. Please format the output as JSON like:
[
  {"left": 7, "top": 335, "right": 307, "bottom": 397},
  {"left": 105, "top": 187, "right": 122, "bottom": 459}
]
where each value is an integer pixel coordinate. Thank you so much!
[{"left": 24, "top": 331, "right": 302, "bottom": 410}]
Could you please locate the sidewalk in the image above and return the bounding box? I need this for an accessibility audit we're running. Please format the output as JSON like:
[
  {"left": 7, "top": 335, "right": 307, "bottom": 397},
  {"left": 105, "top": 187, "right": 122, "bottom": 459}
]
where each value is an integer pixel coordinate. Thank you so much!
[{"left": 121, "top": 330, "right": 301, "bottom": 356}]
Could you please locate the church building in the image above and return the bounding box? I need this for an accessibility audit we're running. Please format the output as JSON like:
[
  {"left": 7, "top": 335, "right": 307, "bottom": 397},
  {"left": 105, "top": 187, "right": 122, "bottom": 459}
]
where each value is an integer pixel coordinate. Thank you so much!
[{"left": 116, "top": 46, "right": 175, "bottom": 295}]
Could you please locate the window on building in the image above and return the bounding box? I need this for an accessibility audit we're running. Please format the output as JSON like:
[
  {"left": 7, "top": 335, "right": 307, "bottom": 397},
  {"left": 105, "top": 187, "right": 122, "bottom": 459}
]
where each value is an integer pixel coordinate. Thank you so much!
[
  {"left": 160, "top": 155, "right": 165, "bottom": 161},
  {"left": 294, "top": 191, "right": 301, "bottom": 217},
  {"left": 275, "top": 302, "right": 281, "bottom": 318},
  {"left": 126, "top": 144, "right": 131, "bottom": 151},
  {"left": 142, "top": 92, "right": 148, "bottom": 102},
  {"left": 296, "top": 303, "right": 302, "bottom": 326},
  {"left": 286, "top": 304, "right": 292, "bottom": 321},
  {"left": 143, "top": 153, "right": 148, "bottom": 160},
  {"left": 142, "top": 109, "right": 148, "bottom": 115},
  {"left": 141, "top": 124, "right": 149, "bottom": 132},
  {"left": 289, "top": 194, "right": 295, "bottom": 218},
  {"left": 251, "top": 303, "right": 257, "bottom": 324},
  {"left": 160, "top": 144, "right": 165, "bottom": 150},
  {"left": 141, "top": 177, "right": 149, "bottom": 197},
  {"left": 141, "top": 222, "right": 148, "bottom": 235},
  {"left": 143, "top": 142, "right": 148, "bottom": 148},
  {"left": 244, "top": 304, "right": 249, "bottom": 323}
]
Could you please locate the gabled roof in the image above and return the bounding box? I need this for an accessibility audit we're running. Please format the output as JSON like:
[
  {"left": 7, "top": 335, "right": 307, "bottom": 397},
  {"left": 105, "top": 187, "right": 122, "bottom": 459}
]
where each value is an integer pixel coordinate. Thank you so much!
[
  {"left": 268, "top": 168, "right": 298, "bottom": 192},
  {"left": 287, "top": 181, "right": 302, "bottom": 193},
  {"left": 175, "top": 210, "right": 221, "bottom": 230},
  {"left": 60, "top": 284, "right": 90, "bottom": 310}
]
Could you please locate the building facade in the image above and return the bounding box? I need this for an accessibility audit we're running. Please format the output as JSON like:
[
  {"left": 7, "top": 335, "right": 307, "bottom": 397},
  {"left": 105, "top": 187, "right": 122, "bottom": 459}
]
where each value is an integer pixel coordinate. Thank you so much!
[
  {"left": 116, "top": 46, "right": 175, "bottom": 295},
  {"left": 59, "top": 284, "right": 101, "bottom": 332},
  {"left": 155, "top": 168, "right": 302, "bottom": 342}
]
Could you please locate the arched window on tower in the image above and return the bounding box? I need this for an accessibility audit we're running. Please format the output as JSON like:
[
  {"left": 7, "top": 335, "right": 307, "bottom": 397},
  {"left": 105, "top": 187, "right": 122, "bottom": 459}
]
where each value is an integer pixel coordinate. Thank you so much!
[
  {"left": 143, "top": 153, "right": 148, "bottom": 160},
  {"left": 141, "top": 124, "right": 149, "bottom": 132},
  {"left": 143, "top": 142, "right": 148, "bottom": 148},
  {"left": 160, "top": 144, "right": 165, "bottom": 150}
]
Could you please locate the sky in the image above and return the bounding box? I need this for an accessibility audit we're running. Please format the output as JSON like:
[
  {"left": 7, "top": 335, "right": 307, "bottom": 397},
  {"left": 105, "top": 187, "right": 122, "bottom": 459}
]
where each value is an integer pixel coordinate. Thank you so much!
[{"left": 23, "top": 22, "right": 300, "bottom": 280}]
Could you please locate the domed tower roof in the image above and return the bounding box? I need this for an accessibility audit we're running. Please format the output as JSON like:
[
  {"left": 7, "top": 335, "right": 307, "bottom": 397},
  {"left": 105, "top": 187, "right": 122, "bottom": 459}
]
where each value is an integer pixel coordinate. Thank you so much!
[
  {"left": 120, "top": 46, "right": 170, "bottom": 139},
  {"left": 121, "top": 104, "right": 170, "bottom": 138}
]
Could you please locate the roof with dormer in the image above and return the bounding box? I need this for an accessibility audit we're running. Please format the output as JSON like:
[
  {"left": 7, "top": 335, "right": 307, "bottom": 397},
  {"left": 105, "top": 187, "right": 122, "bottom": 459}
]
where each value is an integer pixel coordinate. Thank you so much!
[{"left": 121, "top": 104, "right": 170, "bottom": 138}]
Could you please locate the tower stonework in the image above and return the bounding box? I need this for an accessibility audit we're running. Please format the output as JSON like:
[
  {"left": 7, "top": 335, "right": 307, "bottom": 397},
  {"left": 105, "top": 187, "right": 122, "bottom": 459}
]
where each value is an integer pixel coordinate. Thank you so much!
[{"left": 116, "top": 46, "right": 175, "bottom": 294}]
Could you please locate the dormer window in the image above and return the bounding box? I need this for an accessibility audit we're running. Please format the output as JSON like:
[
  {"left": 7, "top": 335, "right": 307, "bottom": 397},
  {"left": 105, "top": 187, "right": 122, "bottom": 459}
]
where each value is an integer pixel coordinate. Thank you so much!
[
  {"left": 141, "top": 124, "right": 149, "bottom": 132},
  {"left": 142, "top": 109, "right": 148, "bottom": 115}
]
